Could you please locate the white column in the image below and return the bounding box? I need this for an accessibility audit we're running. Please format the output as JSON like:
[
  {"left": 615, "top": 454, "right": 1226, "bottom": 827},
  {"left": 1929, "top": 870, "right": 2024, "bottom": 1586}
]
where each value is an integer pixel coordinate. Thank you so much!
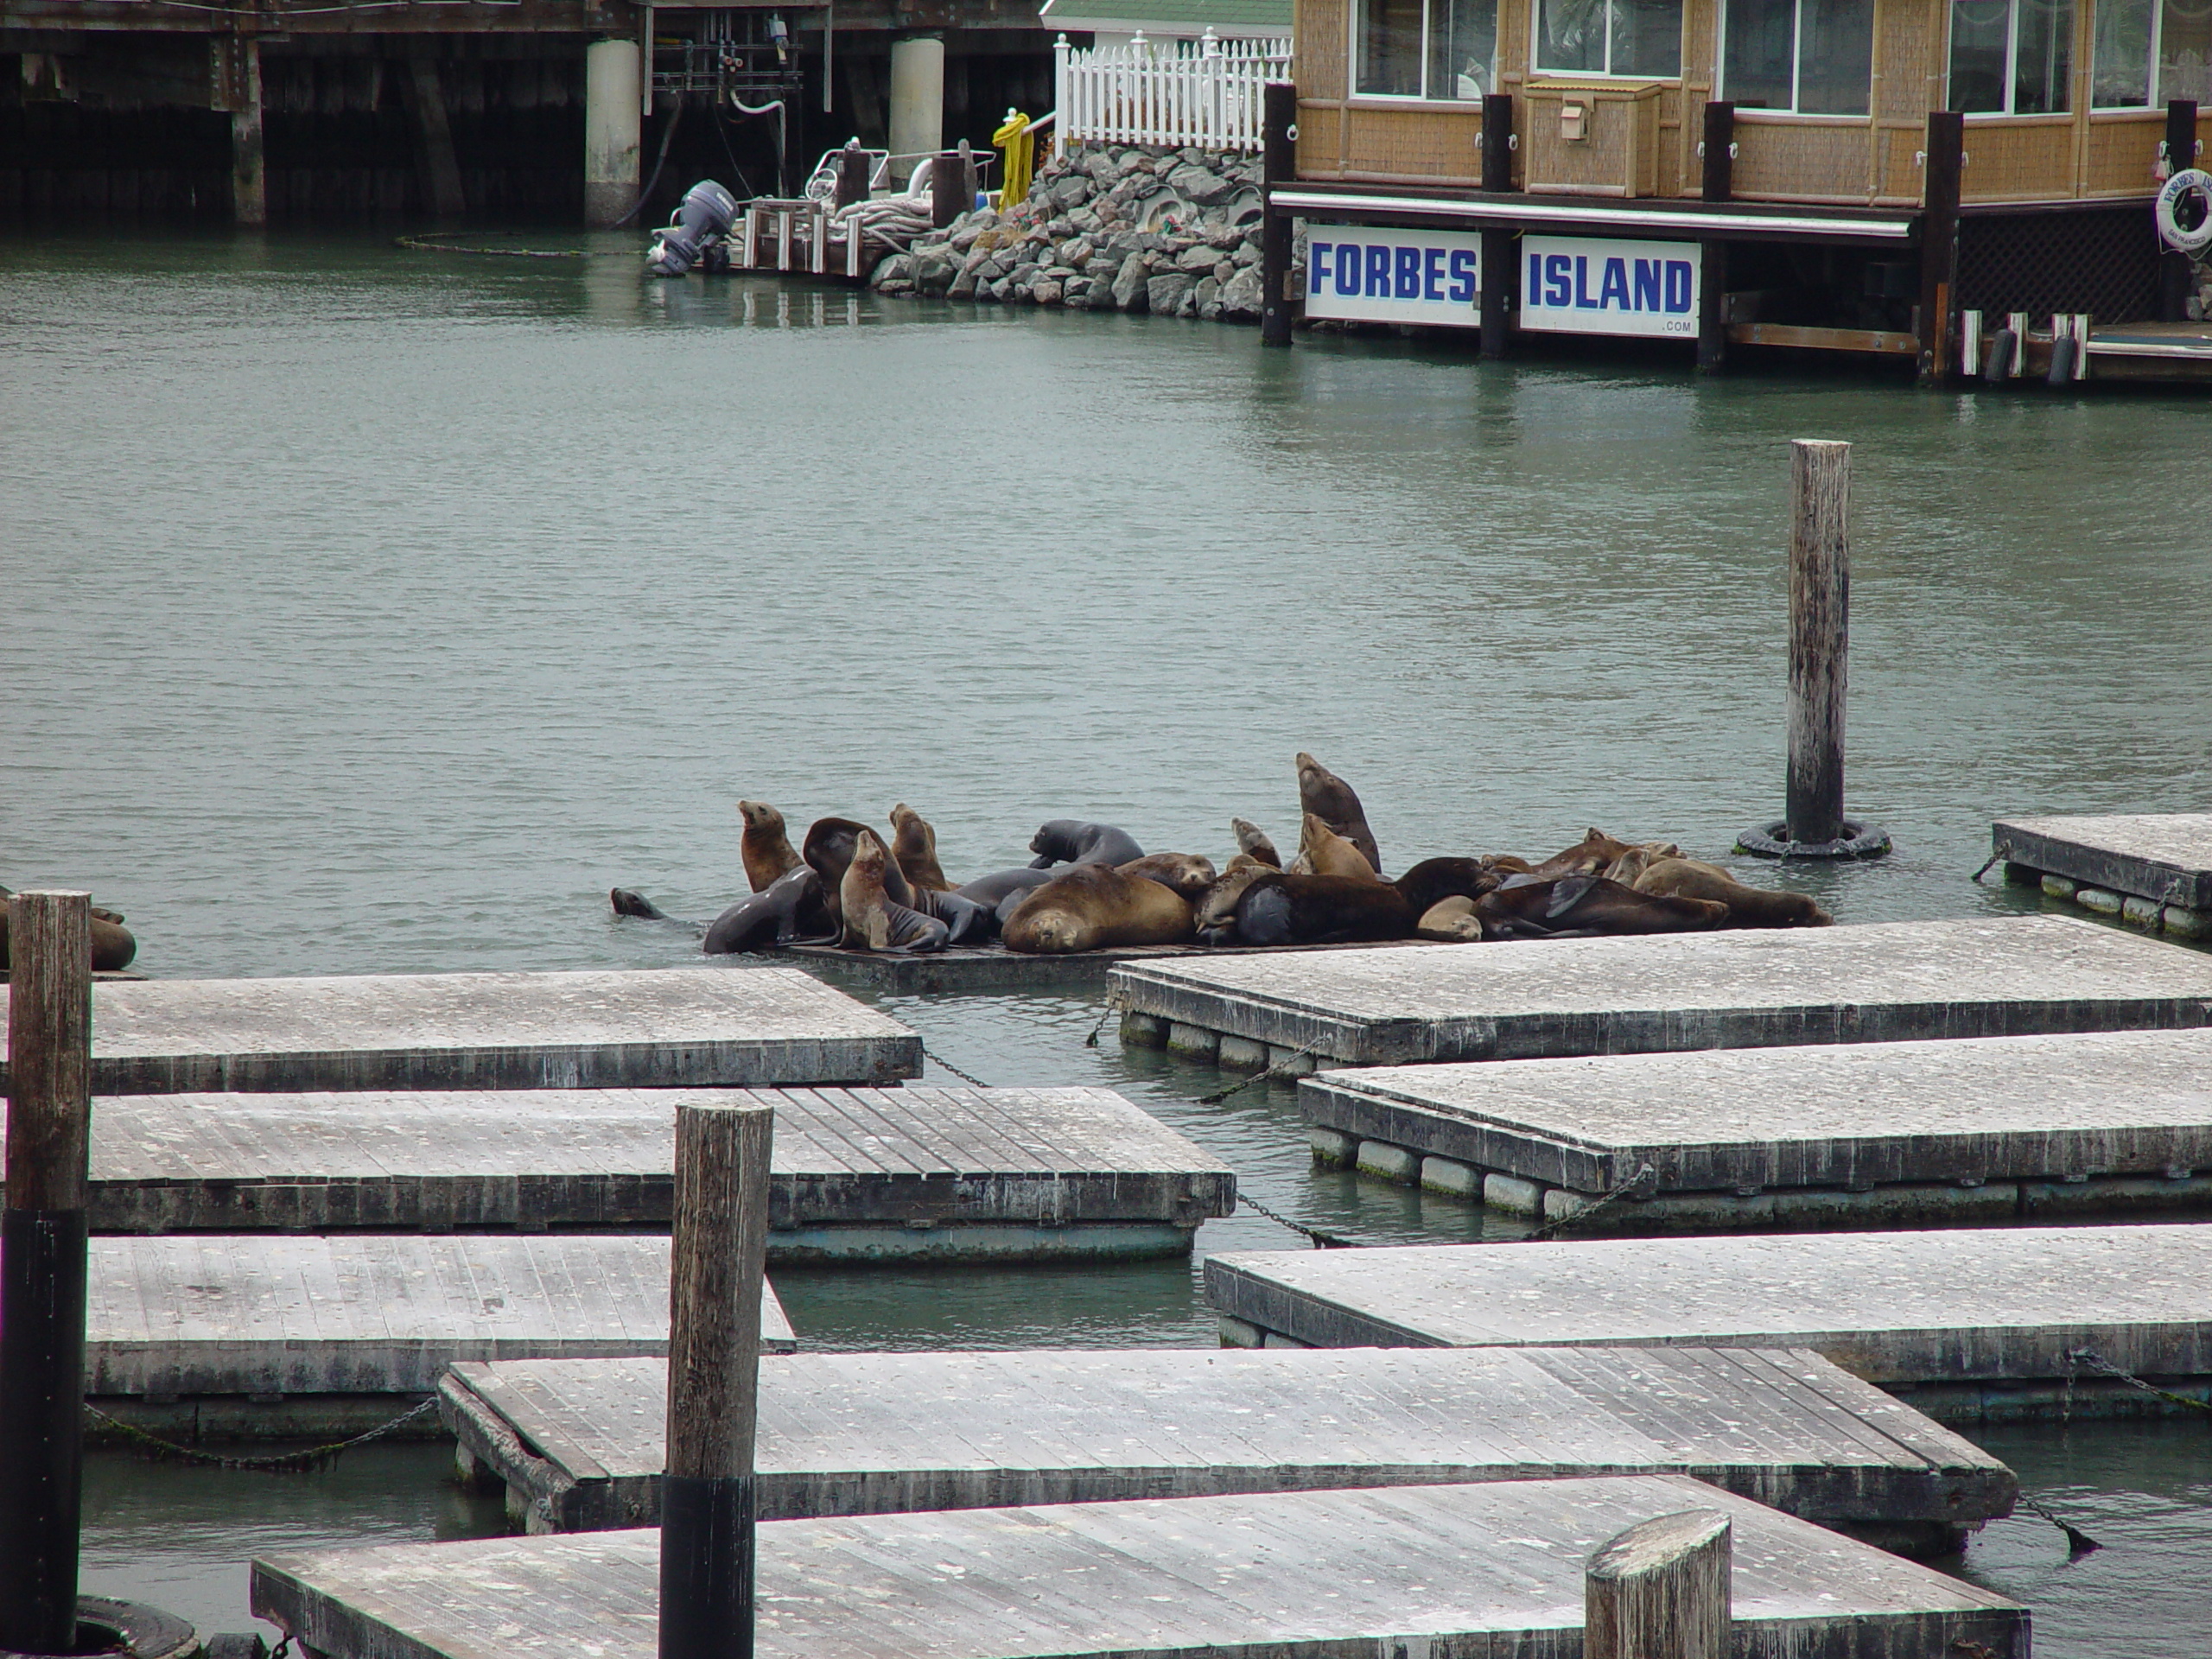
[
  {"left": 888, "top": 35, "right": 944, "bottom": 176},
  {"left": 584, "top": 38, "right": 643, "bottom": 227}
]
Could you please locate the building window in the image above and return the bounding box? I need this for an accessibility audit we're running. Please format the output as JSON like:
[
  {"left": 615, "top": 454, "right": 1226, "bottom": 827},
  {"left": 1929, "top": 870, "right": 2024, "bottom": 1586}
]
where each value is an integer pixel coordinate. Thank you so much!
[
  {"left": 2092, "top": 0, "right": 2212, "bottom": 108},
  {"left": 1534, "top": 0, "right": 1684, "bottom": 77},
  {"left": 1948, "top": 0, "right": 2074, "bottom": 113},
  {"left": 1358, "top": 0, "right": 1499, "bottom": 97},
  {"left": 1722, "top": 0, "right": 1875, "bottom": 113}
]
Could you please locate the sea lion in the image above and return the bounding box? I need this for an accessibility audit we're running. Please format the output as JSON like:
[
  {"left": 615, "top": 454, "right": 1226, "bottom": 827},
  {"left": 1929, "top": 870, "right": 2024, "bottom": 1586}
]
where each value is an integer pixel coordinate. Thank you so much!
[
  {"left": 1195, "top": 863, "right": 1278, "bottom": 941},
  {"left": 1527, "top": 829, "right": 1642, "bottom": 880},
  {"left": 702, "top": 865, "right": 836, "bottom": 953},
  {"left": 889, "top": 804, "right": 953, "bottom": 892},
  {"left": 1118, "top": 852, "right": 1218, "bottom": 899},
  {"left": 611, "top": 887, "right": 683, "bottom": 922},
  {"left": 1476, "top": 874, "right": 1727, "bottom": 938},
  {"left": 0, "top": 889, "right": 137, "bottom": 972},
  {"left": 1415, "top": 895, "right": 1485, "bottom": 941},
  {"left": 1394, "top": 857, "right": 1503, "bottom": 917},
  {"left": 839, "top": 830, "right": 949, "bottom": 953},
  {"left": 805, "top": 817, "right": 989, "bottom": 943},
  {"left": 1229, "top": 873, "right": 1414, "bottom": 947},
  {"left": 1632, "top": 857, "right": 1834, "bottom": 927},
  {"left": 1599, "top": 842, "right": 1686, "bottom": 887},
  {"left": 1001, "top": 862, "right": 1194, "bottom": 954},
  {"left": 1484, "top": 854, "right": 1537, "bottom": 875},
  {"left": 1230, "top": 818, "right": 1282, "bottom": 869},
  {"left": 1224, "top": 853, "right": 1274, "bottom": 874},
  {"left": 737, "top": 800, "right": 803, "bottom": 893},
  {"left": 1027, "top": 820, "right": 1145, "bottom": 869},
  {"left": 1295, "top": 753, "right": 1382, "bottom": 874},
  {"left": 1299, "top": 813, "right": 1381, "bottom": 882},
  {"left": 957, "top": 867, "right": 1058, "bottom": 908}
]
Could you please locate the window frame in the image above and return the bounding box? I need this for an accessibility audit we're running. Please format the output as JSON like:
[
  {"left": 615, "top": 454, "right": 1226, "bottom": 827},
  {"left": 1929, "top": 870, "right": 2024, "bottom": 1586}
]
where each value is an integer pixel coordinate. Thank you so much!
[
  {"left": 1350, "top": 0, "right": 1497, "bottom": 100},
  {"left": 1948, "top": 0, "right": 2075, "bottom": 117},
  {"left": 1529, "top": 0, "right": 1687, "bottom": 81},
  {"left": 2088, "top": 0, "right": 2181, "bottom": 112},
  {"left": 1717, "top": 0, "right": 1875, "bottom": 115}
]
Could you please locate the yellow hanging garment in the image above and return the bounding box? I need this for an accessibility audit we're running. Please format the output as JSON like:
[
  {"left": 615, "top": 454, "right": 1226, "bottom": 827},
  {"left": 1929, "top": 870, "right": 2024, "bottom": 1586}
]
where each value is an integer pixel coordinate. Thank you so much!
[{"left": 994, "top": 110, "right": 1034, "bottom": 210}]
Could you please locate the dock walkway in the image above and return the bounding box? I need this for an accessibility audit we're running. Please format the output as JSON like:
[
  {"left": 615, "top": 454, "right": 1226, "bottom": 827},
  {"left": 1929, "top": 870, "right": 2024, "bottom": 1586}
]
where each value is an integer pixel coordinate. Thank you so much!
[
  {"left": 251, "top": 1475, "right": 2026, "bottom": 1659},
  {"left": 0, "top": 966, "right": 918, "bottom": 1094},
  {"left": 789, "top": 938, "right": 1439, "bottom": 993},
  {"left": 1994, "top": 812, "right": 2212, "bottom": 939},
  {"left": 1206, "top": 1222, "right": 2212, "bottom": 1421},
  {"left": 1111, "top": 915, "right": 2212, "bottom": 1067},
  {"left": 48, "top": 1085, "right": 1232, "bottom": 1260},
  {"left": 1304, "top": 1027, "right": 2212, "bottom": 1231},
  {"left": 437, "top": 1344, "right": 2014, "bottom": 1553}
]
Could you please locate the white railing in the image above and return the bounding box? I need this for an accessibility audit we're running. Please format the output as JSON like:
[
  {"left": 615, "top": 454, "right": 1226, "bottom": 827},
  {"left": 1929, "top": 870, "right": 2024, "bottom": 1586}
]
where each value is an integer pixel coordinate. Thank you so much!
[{"left": 1053, "top": 29, "right": 1293, "bottom": 154}]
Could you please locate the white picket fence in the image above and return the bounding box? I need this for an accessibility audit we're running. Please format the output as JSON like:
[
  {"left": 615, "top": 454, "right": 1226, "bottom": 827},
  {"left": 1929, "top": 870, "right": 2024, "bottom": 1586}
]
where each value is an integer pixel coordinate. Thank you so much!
[{"left": 1052, "top": 29, "right": 1293, "bottom": 154}]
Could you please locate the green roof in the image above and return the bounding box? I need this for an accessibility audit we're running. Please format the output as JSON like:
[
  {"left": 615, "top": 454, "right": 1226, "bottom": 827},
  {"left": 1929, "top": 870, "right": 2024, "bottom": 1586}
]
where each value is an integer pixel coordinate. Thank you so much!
[{"left": 1039, "top": 0, "right": 1292, "bottom": 32}]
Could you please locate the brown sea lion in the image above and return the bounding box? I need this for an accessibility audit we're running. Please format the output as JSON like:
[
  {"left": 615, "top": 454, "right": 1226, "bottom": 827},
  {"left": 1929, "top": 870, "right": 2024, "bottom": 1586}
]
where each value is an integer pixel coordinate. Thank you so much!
[
  {"left": 1028, "top": 820, "right": 1145, "bottom": 869},
  {"left": 1228, "top": 873, "right": 1414, "bottom": 947},
  {"left": 1195, "top": 862, "right": 1278, "bottom": 939},
  {"left": 1295, "top": 753, "right": 1382, "bottom": 874},
  {"left": 1483, "top": 854, "right": 1537, "bottom": 876},
  {"left": 1599, "top": 842, "right": 1686, "bottom": 887},
  {"left": 1476, "top": 874, "right": 1726, "bottom": 938},
  {"left": 1001, "top": 863, "right": 1194, "bottom": 954},
  {"left": 1527, "top": 829, "right": 1643, "bottom": 880},
  {"left": 738, "top": 800, "right": 803, "bottom": 893},
  {"left": 0, "top": 889, "right": 137, "bottom": 972},
  {"left": 1230, "top": 818, "right": 1282, "bottom": 868},
  {"left": 1118, "top": 852, "right": 1218, "bottom": 899},
  {"left": 1300, "top": 813, "right": 1381, "bottom": 882},
  {"left": 839, "top": 830, "right": 950, "bottom": 953},
  {"left": 806, "top": 817, "right": 991, "bottom": 943},
  {"left": 1224, "top": 853, "right": 1274, "bottom": 874},
  {"left": 1415, "top": 895, "right": 1485, "bottom": 941},
  {"left": 889, "top": 804, "right": 953, "bottom": 892},
  {"left": 1633, "top": 857, "right": 1834, "bottom": 927},
  {"left": 1394, "top": 857, "right": 1503, "bottom": 917}
]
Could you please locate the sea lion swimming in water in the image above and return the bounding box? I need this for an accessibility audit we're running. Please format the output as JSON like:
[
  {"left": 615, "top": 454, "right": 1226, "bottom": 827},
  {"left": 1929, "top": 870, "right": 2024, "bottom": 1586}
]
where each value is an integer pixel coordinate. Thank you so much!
[
  {"left": 1117, "top": 853, "right": 1218, "bottom": 899},
  {"left": 1295, "top": 753, "right": 1382, "bottom": 875},
  {"left": 738, "top": 801, "right": 803, "bottom": 893},
  {"left": 1230, "top": 818, "right": 1282, "bottom": 869},
  {"left": 1476, "top": 874, "right": 1726, "bottom": 938},
  {"left": 1001, "top": 862, "right": 1194, "bottom": 954},
  {"left": 840, "top": 830, "right": 949, "bottom": 953},
  {"left": 1299, "top": 813, "right": 1381, "bottom": 882},
  {"left": 1027, "top": 820, "right": 1145, "bottom": 869},
  {"left": 1632, "top": 857, "right": 1833, "bottom": 927},
  {"left": 0, "top": 886, "right": 137, "bottom": 972},
  {"left": 889, "top": 804, "right": 953, "bottom": 892}
]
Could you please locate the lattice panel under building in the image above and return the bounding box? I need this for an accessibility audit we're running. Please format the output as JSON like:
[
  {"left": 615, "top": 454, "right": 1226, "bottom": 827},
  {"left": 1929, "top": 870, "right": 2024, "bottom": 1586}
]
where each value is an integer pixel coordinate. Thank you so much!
[{"left": 1956, "top": 207, "right": 2163, "bottom": 324}]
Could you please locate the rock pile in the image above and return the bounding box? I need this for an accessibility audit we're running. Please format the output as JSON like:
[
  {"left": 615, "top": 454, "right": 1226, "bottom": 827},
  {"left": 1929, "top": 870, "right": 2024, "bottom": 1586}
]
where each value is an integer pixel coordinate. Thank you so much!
[{"left": 868, "top": 142, "right": 1268, "bottom": 322}]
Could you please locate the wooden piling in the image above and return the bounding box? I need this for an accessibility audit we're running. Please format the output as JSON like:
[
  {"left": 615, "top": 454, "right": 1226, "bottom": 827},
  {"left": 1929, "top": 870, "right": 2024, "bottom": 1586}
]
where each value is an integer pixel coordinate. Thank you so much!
[
  {"left": 1585, "top": 1509, "right": 1732, "bottom": 1659},
  {"left": 408, "top": 58, "right": 467, "bottom": 219},
  {"left": 1786, "top": 439, "right": 1851, "bottom": 847},
  {"left": 1697, "top": 102, "right": 1732, "bottom": 374},
  {"left": 0, "top": 892, "right": 93, "bottom": 1656},
  {"left": 1260, "top": 80, "right": 1297, "bottom": 348},
  {"left": 2163, "top": 99, "right": 2200, "bottom": 321},
  {"left": 930, "top": 144, "right": 972, "bottom": 229},
  {"left": 835, "top": 141, "right": 871, "bottom": 210},
  {"left": 1479, "top": 92, "right": 1513, "bottom": 360},
  {"left": 1916, "top": 111, "right": 1963, "bottom": 385},
  {"left": 658, "top": 1098, "right": 773, "bottom": 1659}
]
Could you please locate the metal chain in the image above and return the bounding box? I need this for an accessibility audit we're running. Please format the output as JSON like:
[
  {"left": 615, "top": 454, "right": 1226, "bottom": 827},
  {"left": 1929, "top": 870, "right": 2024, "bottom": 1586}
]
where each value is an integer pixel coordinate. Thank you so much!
[
  {"left": 1237, "top": 1191, "right": 1364, "bottom": 1249},
  {"left": 1082, "top": 996, "right": 1122, "bottom": 1049},
  {"left": 2067, "top": 1348, "right": 2212, "bottom": 1414},
  {"left": 1195, "top": 1037, "right": 1330, "bottom": 1105},
  {"left": 84, "top": 1394, "right": 442, "bottom": 1473},
  {"left": 921, "top": 1046, "right": 993, "bottom": 1088},
  {"left": 2013, "top": 1491, "right": 2102, "bottom": 1556},
  {"left": 1517, "top": 1163, "right": 1659, "bottom": 1243}
]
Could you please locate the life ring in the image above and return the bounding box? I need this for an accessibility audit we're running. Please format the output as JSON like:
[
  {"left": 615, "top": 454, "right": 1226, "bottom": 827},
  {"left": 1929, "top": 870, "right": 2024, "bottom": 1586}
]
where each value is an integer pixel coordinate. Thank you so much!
[{"left": 2156, "top": 168, "right": 2212, "bottom": 252}]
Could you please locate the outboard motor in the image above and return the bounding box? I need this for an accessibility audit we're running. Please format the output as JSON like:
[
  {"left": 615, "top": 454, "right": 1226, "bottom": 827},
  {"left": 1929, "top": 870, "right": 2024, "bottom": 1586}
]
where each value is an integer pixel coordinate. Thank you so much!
[{"left": 646, "top": 180, "right": 741, "bottom": 276}]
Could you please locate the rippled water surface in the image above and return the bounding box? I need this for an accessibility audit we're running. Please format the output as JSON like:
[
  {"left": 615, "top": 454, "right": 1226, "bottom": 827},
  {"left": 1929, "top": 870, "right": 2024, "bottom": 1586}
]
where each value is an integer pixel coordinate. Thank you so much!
[{"left": 6, "top": 230, "right": 2211, "bottom": 1654}]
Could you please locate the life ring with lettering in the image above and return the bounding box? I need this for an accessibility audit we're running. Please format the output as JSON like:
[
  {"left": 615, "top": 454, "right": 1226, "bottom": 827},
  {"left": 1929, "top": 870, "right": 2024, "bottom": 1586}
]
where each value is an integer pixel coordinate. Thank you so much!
[{"left": 2156, "top": 168, "right": 2212, "bottom": 253}]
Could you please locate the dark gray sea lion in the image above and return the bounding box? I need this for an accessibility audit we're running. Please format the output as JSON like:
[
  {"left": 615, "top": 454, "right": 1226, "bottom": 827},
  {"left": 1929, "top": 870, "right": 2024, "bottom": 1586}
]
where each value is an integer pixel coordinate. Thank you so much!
[
  {"left": 1230, "top": 818, "right": 1282, "bottom": 868},
  {"left": 1476, "top": 874, "right": 1726, "bottom": 938},
  {"left": 738, "top": 800, "right": 804, "bottom": 893},
  {"left": 1295, "top": 753, "right": 1382, "bottom": 875},
  {"left": 1027, "top": 820, "right": 1144, "bottom": 869},
  {"left": 889, "top": 804, "right": 953, "bottom": 892},
  {"left": 0, "top": 886, "right": 137, "bottom": 972},
  {"left": 956, "top": 867, "right": 1058, "bottom": 909},
  {"left": 1001, "top": 863, "right": 1194, "bottom": 954},
  {"left": 1226, "top": 873, "right": 1414, "bottom": 947},
  {"left": 1633, "top": 858, "right": 1833, "bottom": 927},
  {"left": 1393, "top": 857, "right": 1503, "bottom": 918},
  {"left": 702, "top": 865, "right": 836, "bottom": 954},
  {"left": 611, "top": 887, "right": 682, "bottom": 922},
  {"left": 840, "top": 830, "right": 949, "bottom": 953},
  {"left": 1117, "top": 853, "right": 1218, "bottom": 899},
  {"left": 804, "top": 816, "right": 988, "bottom": 943}
]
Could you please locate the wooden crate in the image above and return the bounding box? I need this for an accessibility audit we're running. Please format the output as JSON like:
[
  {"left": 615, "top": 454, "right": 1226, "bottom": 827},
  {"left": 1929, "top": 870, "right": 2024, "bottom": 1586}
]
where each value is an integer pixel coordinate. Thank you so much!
[{"left": 1523, "top": 77, "right": 1664, "bottom": 196}]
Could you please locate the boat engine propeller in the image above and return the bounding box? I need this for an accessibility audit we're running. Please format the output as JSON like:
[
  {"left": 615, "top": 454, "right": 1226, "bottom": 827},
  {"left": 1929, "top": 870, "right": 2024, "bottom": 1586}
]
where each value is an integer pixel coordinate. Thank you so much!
[{"left": 647, "top": 180, "right": 741, "bottom": 276}]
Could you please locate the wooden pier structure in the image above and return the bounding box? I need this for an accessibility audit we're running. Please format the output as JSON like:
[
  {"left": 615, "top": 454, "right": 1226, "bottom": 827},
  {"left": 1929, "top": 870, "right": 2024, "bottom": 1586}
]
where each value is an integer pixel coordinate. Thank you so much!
[
  {"left": 436, "top": 1344, "right": 2015, "bottom": 1554},
  {"left": 1305, "top": 1028, "right": 2212, "bottom": 1232},
  {"left": 0, "top": 966, "right": 920, "bottom": 1094},
  {"left": 42, "top": 1085, "right": 1233, "bottom": 1260},
  {"left": 251, "top": 1475, "right": 2027, "bottom": 1659},
  {"left": 789, "top": 937, "right": 1441, "bottom": 994},
  {"left": 1995, "top": 812, "right": 2212, "bottom": 940},
  {"left": 1208, "top": 1222, "right": 2212, "bottom": 1421},
  {"left": 1111, "top": 915, "right": 2212, "bottom": 1068}
]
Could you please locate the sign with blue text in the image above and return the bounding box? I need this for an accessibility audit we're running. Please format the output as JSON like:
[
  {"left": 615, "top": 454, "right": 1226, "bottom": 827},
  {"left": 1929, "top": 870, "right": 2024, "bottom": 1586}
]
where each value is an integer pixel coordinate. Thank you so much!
[
  {"left": 1305, "top": 227, "right": 1484, "bottom": 327},
  {"left": 1519, "top": 237, "right": 1699, "bottom": 337}
]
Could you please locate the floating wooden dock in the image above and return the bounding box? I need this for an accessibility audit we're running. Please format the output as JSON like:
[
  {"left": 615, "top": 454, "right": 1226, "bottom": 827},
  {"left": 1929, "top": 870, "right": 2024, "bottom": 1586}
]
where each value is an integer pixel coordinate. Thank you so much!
[
  {"left": 787, "top": 938, "right": 1441, "bottom": 994},
  {"left": 1994, "top": 812, "right": 2212, "bottom": 939},
  {"left": 1305, "top": 1027, "right": 2212, "bottom": 1232},
  {"left": 1111, "top": 915, "right": 2212, "bottom": 1067},
  {"left": 436, "top": 1344, "right": 2014, "bottom": 1554},
  {"left": 72, "top": 1234, "right": 792, "bottom": 1438},
  {"left": 251, "top": 1475, "right": 2026, "bottom": 1659},
  {"left": 0, "top": 966, "right": 920, "bottom": 1094},
  {"left": 1207, "top": 1222, "right": 2212, "bottom": 1421},
  {"left": 51, "top": 1086, "right": 1232, "bottom": 1260}
]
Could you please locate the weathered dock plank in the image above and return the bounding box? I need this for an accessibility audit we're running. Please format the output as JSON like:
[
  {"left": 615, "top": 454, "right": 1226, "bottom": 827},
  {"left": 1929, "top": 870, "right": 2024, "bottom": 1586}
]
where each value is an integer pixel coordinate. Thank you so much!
[
  {"left": 0, "top": 966, "right": 919, "bottom": 1094},
  {"left": 1206, "top": 1223, "right": 2212, "bottom": 1419},
  {"left": 789, "top": 938, "right": 1440, "bottom": 993},
  {"left": 435, "top": 1344, "right": 2014, "bottom": 1553},
  {"left": 1994, "top": 812, "right": 2212, "bottom": 911},
  {"left": 1304, "top": 1028, "right": 2212, "bottom": 1231},
  {"left": 71, "top": 1234, "right": 794, "bottom": 1402},
  {"left": 251, "top": 1476, "right": 2026, "bottom": 1659},
  {"left": 1109, "top": 915, "right": 2212, "bottom": 1065},
  {"left": 35, "top": 1086, "right": 1231, "bottom": 1258}
]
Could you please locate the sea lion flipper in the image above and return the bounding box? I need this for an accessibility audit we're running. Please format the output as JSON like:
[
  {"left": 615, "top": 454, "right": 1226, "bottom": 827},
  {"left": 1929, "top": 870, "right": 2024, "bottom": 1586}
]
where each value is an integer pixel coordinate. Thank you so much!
[{"left": 1545, "top": 875, "right": 1598, "bottom": 920}]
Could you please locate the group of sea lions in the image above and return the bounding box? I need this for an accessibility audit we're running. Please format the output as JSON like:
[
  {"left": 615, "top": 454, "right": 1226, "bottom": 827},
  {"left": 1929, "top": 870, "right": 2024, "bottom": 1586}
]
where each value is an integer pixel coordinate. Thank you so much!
[
  {"left": 610, "top": 752, "right": 1830, "bottom": 957},
  {"left": 0, "top": 883, "right": 138, "bottom": 972}
]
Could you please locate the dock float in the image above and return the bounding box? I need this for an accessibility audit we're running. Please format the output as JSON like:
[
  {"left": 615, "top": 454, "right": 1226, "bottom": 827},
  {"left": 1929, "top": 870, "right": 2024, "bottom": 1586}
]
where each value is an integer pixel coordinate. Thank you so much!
[
  {"left": 251, "top": 1475, "right": 2026, "bottom": 1659},
  {"left": 0, "top": 966, "right": 920, "bottom": 1094},
  {"left": 72, "top": 1234, "right": 793, "bottom": 1440},
  {"left": 1994, "top": 812, "right": 2212, "bottom": 939},
  {"left": 1206, "top": 1222, "right": 2212, "bottom": 1421},
  {"left": 1111, "top": 915, "right": 2212, "bottom": 1067},
  {"left": 436, "top": 1344, "right": 2015, "bottom": 1554},
  {"left": 788, "top": 938, "right": 1439, "bottom": 993},
  {"left": 1304, "top": 1027, "right": 2212, "bottom": 1232},
  {"left": 50, "top": 1085, "right": 1234, "bottom": 1259}
]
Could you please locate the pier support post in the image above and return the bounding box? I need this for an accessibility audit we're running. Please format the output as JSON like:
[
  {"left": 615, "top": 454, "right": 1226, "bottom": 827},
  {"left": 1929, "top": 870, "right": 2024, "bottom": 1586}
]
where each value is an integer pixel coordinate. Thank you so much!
[
  {"left": 1916, "top": 110, "right": 1963, "bottom": 385},
  {"left": 1585, "top": 1510, "right": 1731, "bottom": 1659},
  {"left": 1787, "top": 439, "right": 1850, "bottom": 845},
  {"left": 835, "top": 139, "right": 871, "bottom": 209},
  {"left": 1260, "top": 79, "right": 1297, "bottom": 348},
  {"left": 1697, "top": 101, "right": 1732, "bottom": 374},
  {"left": 658, "top": 1098, "right": 773, "bottom": 1659},
  {"left": 887, "top": 35, "right": 944, "bottom": 178},
  {"left": 2162, "top": 99, "right": 2200, "bottom": 321},
  {"left": 932, "top": 141, "right": 973, "bottom": 228},
  {"left": 1479, "top": 92, "right": 1513, "bottom": 359},
  {"left": 212, "top": 36, "right": 264, "bottom": 226},
  {"left": 0, "top": 892, "right": 93, "bottom": 1656},
  {"left": 407, "top": 59, "right": 467, "bottom": 220},
  {"left": 585, "top": 38, "right": 643, "bottom": 228}
]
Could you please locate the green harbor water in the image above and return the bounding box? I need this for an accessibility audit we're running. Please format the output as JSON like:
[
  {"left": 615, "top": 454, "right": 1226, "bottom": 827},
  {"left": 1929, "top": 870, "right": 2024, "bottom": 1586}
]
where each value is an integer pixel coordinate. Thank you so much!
[{"left": 4, "top": 228, "right": 2210, "bottom": 1656}]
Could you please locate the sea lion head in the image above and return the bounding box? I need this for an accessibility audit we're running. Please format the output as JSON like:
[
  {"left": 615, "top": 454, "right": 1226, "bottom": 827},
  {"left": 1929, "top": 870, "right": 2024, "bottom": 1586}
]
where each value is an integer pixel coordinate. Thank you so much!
[
  {"left": 849, "top": 828, "right": 890, "bottom": 884},
  {"left": 738, "top": 799, "right": 785, "bottom": 834}
]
